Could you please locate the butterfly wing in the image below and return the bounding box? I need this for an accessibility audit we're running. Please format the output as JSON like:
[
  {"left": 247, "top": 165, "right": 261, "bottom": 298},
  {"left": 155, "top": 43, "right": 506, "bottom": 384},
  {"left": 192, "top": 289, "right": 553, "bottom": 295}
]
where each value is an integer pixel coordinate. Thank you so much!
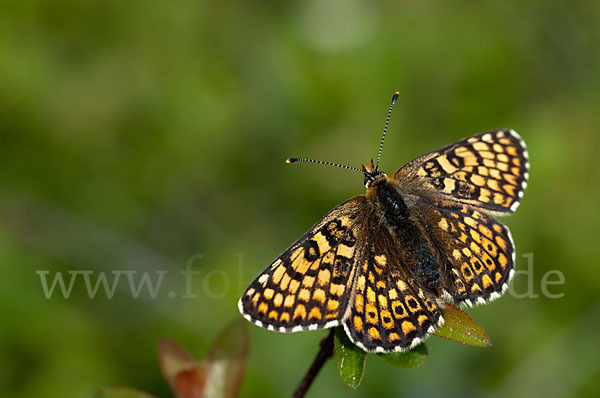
[
  {"left": 394, "top": 129, "right": 529, "bottom": 215},
  {"left": 342, "top": 214, "right": 443, "bottom": 353},
  {"left": 238, "top": 196, "right": 368, "bottom": 332},
  {"left": 413, "top": 198, "right": 516, "bottom": 306}
]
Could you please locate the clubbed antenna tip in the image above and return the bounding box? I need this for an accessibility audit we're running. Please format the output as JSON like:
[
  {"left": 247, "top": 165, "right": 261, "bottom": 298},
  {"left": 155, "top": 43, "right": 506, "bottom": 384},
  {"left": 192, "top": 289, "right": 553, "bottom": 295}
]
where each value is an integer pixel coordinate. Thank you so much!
[{"left": 376, "top": 91, "right": 400, "bottom": 171}]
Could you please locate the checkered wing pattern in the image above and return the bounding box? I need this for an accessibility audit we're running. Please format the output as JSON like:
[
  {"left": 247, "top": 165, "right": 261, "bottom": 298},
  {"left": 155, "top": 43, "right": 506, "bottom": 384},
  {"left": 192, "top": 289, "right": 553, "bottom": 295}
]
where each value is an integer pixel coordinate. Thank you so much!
[
  {"left": 238, "top": 197, "right": 368, "bottom": 332},
  {"left": 239, "top": 115, "right": 530, "bottom": 354},
  {"left": 343, "top": 219, "right": 443, "bottom": 353},
  {"left": 422, "top": 199, "right": 516, "bottom": 306},
  {"left": 394, "top": 129, "right": 529, "bottom": 215}
]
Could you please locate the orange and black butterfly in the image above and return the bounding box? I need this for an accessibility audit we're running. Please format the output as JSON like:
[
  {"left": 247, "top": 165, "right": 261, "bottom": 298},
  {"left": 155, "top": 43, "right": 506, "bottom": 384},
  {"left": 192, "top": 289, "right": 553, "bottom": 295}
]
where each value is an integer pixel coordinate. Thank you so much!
[{"left": 238, "top": 92, "right": 529, "bottom": 353}]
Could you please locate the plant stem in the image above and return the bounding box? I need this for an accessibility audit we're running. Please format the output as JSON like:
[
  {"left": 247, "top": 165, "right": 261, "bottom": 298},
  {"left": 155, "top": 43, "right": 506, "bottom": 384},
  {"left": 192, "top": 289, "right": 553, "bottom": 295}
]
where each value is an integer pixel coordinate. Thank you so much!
[{"left": 292, "top": 329, "right": 336, "bottom": 398}]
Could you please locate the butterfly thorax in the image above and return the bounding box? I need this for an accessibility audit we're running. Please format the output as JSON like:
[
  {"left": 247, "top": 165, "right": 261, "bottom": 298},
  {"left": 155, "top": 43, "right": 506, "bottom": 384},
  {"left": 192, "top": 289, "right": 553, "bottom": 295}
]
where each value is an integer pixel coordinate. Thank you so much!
[
  {"left": 363, "top": 160, "right": 413, "bottom": 231},
  {"left": 366, "top": 175, "right": 410, "bottom": 222}
]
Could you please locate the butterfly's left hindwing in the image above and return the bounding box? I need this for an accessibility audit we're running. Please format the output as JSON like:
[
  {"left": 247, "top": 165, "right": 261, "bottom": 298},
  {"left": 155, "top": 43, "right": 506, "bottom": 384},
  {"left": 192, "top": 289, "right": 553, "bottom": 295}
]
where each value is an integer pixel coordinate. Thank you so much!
[{"left": 238, "top": 197, "right": 368, "bottom": 332}]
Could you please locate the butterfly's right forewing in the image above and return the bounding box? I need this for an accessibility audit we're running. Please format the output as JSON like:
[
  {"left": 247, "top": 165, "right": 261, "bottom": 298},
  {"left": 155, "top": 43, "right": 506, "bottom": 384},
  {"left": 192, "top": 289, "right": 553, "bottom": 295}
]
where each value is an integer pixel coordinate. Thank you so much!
[{"left": 395, "top": 129, "right": 529, "bottom": 215}]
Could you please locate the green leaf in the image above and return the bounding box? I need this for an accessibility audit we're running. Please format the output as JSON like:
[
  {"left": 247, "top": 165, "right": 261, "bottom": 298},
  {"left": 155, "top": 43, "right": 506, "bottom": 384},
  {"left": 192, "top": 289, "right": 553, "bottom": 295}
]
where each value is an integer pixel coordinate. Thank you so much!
[
  {"left": 94, "top": 386, "right": 157, "bottom": 398},
  {"left": 432, "top": 303, "right": 491, "bottom": 347},
  {"left": 334, "top": 327, "right": 367, "bottom": 389},
  {"left": 377, "top": 343, "right": 428, "bottom": 368}
]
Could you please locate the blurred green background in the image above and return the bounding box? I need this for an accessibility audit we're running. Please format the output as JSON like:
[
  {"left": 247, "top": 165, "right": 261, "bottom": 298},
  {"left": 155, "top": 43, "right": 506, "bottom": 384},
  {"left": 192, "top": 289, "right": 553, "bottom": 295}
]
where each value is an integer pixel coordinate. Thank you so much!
[{"left": 1, "top": 1, "right": 599, "bottom": 397}]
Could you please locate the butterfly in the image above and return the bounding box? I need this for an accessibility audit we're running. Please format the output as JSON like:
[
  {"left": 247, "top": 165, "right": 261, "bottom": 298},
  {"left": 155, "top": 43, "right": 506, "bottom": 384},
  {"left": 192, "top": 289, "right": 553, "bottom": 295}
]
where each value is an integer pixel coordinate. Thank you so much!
[{"left": 238, "top": 92, "right": 529, "bottom": 353}]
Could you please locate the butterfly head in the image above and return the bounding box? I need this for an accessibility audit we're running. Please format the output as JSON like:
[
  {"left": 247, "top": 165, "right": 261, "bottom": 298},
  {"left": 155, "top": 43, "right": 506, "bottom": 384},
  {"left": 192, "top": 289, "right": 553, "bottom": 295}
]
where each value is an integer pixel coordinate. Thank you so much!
[{"left": 362, "top": 158, "right": 386, "bottom": 188}]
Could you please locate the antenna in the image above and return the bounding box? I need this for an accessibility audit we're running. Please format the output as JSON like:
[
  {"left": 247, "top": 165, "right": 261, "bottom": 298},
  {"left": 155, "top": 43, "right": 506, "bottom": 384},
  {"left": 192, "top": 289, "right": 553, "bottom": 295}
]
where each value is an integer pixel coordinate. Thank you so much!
[
  {"left": 285, "top": 157, "right": 363, "bottom": 174},
  {"left": 375, "top": 91, "right": 399, "bottom": 171},
  {"left": 285, "top": 91, "right": 400, "bottom": 178}
]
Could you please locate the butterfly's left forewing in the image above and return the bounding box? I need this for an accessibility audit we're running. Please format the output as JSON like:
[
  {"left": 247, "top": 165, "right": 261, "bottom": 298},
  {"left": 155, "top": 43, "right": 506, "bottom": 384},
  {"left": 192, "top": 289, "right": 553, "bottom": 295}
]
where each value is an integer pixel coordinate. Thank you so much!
[{"left": 238, "top": 196, "right": 368, "bottom": 332}]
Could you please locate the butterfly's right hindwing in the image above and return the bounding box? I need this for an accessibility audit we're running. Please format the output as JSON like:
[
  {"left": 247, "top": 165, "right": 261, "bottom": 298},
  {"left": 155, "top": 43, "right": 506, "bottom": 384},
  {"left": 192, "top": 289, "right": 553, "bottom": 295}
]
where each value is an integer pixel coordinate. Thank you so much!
[
  {"left": 423, "top": 199, "right": 516, "bottom": 306},
  {"left": 238, "top": 196, "right": 368, "bottom": 332}
]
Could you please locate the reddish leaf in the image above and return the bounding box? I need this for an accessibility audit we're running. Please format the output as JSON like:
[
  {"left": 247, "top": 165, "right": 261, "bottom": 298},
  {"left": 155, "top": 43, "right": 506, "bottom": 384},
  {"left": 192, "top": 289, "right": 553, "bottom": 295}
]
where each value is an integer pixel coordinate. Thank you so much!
[
  {"left": 158, "top": 338, "right": 200, "bottom": 393},
  {"left": 158, "top": 320, "right": 249, "bottom": 398},
  {"left": 200, "top": 320, "right": 248, "bottom": 398},
  {"left": 173, "top": 366, "right": 209, "bottom": 398}
]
